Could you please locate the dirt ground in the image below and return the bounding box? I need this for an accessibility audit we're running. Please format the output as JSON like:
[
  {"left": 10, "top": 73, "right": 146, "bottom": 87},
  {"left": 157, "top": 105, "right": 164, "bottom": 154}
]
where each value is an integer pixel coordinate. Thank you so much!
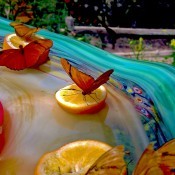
[
  {"left": 103, "top": 37, "right": 174, "bottom": 64},
  {"left": 105, "top": 37, "right": 170, "bottom": 52}
]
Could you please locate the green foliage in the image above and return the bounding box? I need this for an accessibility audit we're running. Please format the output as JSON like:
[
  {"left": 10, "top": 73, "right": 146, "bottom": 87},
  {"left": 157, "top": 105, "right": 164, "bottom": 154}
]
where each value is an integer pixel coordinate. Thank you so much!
[
  {"left": 129, "top": 37, "right": 145, "bottom": 60},
  {"left": 0, "top": 0, "right": 68, "bottom": 34},
  {"left": 75, "top": 33, "right": 103, "bottom": 49},
  {"left": 164, "top": 39, "right": 175, "bottom": 66},
  {"left": 29, "top": 0, "right": 68, "bottom": 33},
  {"left": 0, "top": 0, "right": 17, "bottom": 20}
]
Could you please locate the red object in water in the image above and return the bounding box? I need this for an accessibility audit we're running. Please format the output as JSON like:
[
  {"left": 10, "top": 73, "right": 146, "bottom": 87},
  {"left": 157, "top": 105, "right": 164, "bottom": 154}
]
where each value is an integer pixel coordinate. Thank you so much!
[
  {"left": 0, "top": 102, "right": 5, "bottom": 153},
  {"left": 0, "top": 39, "right": 53, "bottom": 70}
]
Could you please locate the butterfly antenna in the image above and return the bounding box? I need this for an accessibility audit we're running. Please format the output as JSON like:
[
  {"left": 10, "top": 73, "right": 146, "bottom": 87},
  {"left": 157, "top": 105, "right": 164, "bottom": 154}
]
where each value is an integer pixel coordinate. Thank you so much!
[
  {"left": 61, "top": 88, "right": 81, "bottom": 92},
  {"left": 82, "top": 95, "right": 95, "bottom": 106},
  {"left": 91, "top": 92, "right": 100, "bottom": 101},
  {"left": 83, "top": 95, "right": 89, "bottom": 106},
  {"left": 83, "top": 93, "right": 100, "bottom": 106},
  {"left": 89, "top": 94, "right": 100, "bottom": 103}
]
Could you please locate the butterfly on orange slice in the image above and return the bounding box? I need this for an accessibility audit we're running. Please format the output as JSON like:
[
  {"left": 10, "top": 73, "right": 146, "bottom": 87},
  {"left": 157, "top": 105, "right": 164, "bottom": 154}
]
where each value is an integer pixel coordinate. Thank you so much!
[
  {"left": 55, "top": 58, "right": 114, "bottom": 114},
  {"left": 34, "top": 140, "right": 127, "bottom": 175},
  {"left": 0, "top": 38, "right": 53, "bottom": 70},
  {"left": 35, "top": 139, "right": 175, "bottom": 175},
  {"left": 55, "top": 83, "right": 107, "bottom": 114},
  {"left": 60, "top": 58, "right": 114, "bottom": 96},
  {"left": 3, "top": 22, "right": 41, "bottom": 50}
]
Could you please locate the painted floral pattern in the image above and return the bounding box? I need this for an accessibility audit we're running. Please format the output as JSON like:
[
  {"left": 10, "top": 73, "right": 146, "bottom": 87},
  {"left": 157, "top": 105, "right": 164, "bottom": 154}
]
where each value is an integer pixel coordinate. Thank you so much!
[{"left": 111, "top": 76, "right": 171, "bottom": 148}]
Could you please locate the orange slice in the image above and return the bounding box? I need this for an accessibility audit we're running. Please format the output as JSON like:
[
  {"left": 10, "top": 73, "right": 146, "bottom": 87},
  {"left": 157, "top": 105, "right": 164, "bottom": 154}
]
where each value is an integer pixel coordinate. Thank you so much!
[
  {"left": 55, "top": 84, "right": 107, "bottom": 114},
  {"left": 3, "top": 33, "right": 42, "bottom": 50},
  {"left": 34, "top": 140, "right": 112, "bottom": 175},
  {"left": 3, "top": 33, "right": 29, "bottom": 50}
]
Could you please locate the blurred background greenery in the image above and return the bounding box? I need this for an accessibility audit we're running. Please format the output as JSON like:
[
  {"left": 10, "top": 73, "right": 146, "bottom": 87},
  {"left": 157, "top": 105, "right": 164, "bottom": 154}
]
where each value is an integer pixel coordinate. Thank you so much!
[{"left": 0, "top": 0, "right": 68, "bottom": 33}]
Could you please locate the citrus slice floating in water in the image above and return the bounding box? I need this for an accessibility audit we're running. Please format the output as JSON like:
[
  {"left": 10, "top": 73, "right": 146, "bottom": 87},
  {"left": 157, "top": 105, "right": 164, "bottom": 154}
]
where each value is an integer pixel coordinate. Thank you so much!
[
  {"left": 34, "top": 140, "right": 112, "bottom": 175},
  {"left": 3, "top": 33, "right": 42, "bottom": 50},
  {"left": 55, "top": 84, "right": 107, "bottom": 114},
  {"left": 3, "top": 33, "right": 29, "bottom": 50}
]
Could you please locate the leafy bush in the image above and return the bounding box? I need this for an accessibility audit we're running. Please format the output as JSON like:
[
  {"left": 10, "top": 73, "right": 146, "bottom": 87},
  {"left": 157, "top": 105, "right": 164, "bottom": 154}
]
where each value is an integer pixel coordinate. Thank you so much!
[
  {"left": 29, "top": 0, "right": 68, "bottom": 33},
  {"left": 0, "top": 0, "right": 68, "bottom": 33},
  {"left": 164, "top": 39, "right": 175, "bottom": 66},
  {"left": 129, "top": 37, "right": 145, "bottom": 60}
]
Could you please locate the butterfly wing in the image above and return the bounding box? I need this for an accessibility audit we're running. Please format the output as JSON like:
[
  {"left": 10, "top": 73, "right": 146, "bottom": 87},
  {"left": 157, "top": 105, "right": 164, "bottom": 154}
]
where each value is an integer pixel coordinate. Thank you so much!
[
  {"left": 34, "top": 39, "right": 53, "bottom": 67},
  {"left": 84, "top": 69, "right": 114, "bottom": 94},
  {"left": 0, "top": 49, "right": 26, "bottom": 70},
  {"left": 132, "top": 144, "right": 155, "bottom": 175},
  {"left": 10, "top": 22, "right": 39, "bottom": 40},
  {"left": 15, "top": 15, "right": 32, "bottom": 23},
  {"left": 133, "top": 139, "right": 175, "bottom": 175},
  {"left": 0, "top": 39, "right": 52, "bottom": 70},
  {"left": 60, "top": 58, "right": 95, "bottom": 92},
  {"left": 23, "top": 39, "right": 53, "bottom": 68},
  {"left": 85, "top": 146, "right": 127, "bottom": 175},
  {"left": 32, "top": 49, "right": 50, "bottom": 68},
  {"left": 34, "top": 39, "right": 53, "bottom": 49},
  {"left": 157, "top": 139, "right": 175, "bottom": 174}
]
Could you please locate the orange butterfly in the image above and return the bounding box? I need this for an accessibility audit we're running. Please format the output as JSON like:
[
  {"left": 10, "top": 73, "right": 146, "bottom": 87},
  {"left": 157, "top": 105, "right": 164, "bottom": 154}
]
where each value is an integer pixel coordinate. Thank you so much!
[
  {"left": 15, "top": 15, "right": 33, "bottom": 23},
  {"left": 0, "top": 39, "right": 53, "bottom": 70},
  {"left": 85, "top": 145, "right": 127, "bottom": 175},
  {"left": 60, "top": 58, "right": 114, "bottom": 95},
  {"left": 133, "top": 139, "right": 175, "bottom": 175},
  {"left": 10, "top": 22, "right": 40, "bottom": 41},
  {"left": 83, "top": 139, "right": 175, "bottom": 175}
]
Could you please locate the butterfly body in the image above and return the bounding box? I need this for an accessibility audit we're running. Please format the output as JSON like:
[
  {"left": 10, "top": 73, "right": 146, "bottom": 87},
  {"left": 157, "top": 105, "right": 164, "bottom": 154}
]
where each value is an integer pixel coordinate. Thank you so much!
[{"left": 60, "top": 58, "right": 114, "bottom": 95}]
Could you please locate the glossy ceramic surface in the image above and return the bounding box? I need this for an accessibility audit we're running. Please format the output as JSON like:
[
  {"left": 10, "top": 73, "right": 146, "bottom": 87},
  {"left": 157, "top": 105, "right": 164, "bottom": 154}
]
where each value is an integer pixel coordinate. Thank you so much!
[{"left": 0, "top": 17, "right": 175, "bottom": 174}]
